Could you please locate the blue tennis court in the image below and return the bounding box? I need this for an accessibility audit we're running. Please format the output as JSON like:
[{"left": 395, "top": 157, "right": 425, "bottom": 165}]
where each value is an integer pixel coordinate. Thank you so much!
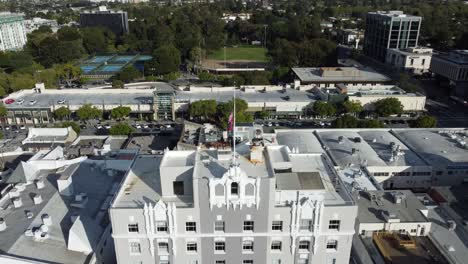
[
  {"left": 136, "top": 55, "right": 153, "bottom": 61},
  {"left": 100, "top": 65, "right": 124, "bottom": 72},
  {"left": 113, "top": 56, "right": 135, "bottom": 63},
  {"left": 90, "top": 56, "right": 113, "bottom": 63},
  {"left": 80, "top": 65, "right": 97, "bottom": 73}
]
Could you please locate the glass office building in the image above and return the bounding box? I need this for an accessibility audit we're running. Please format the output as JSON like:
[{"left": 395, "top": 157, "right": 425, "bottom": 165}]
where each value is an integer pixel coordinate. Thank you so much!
[{"left": 364, "top": 11, "right": 421, "bottom": 62}]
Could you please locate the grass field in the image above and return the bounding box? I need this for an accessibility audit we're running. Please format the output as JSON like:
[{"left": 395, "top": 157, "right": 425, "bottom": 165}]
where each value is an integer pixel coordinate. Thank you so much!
[{"left": 207, "top": 46, "right": 268, "bottom": 61}]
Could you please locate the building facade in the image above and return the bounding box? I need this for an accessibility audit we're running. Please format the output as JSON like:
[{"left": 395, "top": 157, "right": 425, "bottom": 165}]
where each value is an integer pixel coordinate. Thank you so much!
[
  {"left": 110, "top": 135, "right": 357, "bottom": 264},
  {"left": 80, "top": 7, "right": 129, "bottom": 35},
  {"left": 430, "top": 50, "right": 468, "bottom": 97},
  {"left": 0, "top": 12, "right": 27, "bottom": 51},
  {"left": 386, "top": 47, "right": 432, "bottom": 75},
  {"left": 364, "top": 11, "right": 421, "bottom": 62}
]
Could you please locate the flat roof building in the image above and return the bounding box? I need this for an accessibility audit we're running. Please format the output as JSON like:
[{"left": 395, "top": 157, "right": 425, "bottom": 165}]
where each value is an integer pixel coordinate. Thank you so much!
[
  {"left": 80, "top": 6, "right": 129, "bottom": 36},
  {"left": 386, "top": 47, "right": 433, "bottom": 75},
  {"left": 292, "top": 67, "right": 391, "bottom": 87},
  {"left": 0, "top": 12, "right": 27, "bottom": 51},
  {"left": 430, "top": 50, "right": 468, "bottom": 97}
]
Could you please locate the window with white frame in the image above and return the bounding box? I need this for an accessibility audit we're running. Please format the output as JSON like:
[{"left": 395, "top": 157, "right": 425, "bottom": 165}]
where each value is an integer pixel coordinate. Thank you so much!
[
  {"left": 158, "top": 242, "right": 169, "bottom": 253},
  {"left": 243, "top": 260, "right": 253, "bottom": 264},
  {"left": 129, "top": 242, "right": 141, "bottom": 254},
  {"left": 156, "top": 221, "right": 168, "bottom": 232},
  {"left": 242, "top": 240, "right": 254, "bottom": 252},
  {"left": 297, "top": 259, "right": 309, "bottom": 264},
  {"left": 300, "top": 220, "right": 312, "bottom": 232},
  {"left": 328, "top": 220, "right": 340, "bottom": 230},
  {"left": 186, "top": 222, "right": 197, "bottom": 232},
  {"left": 187, "top": 242, "right": 197, "bottom": 252},
  {"left": 215, "top": 241, "right": 225, "bottom": 252},
  {"left": 298, "top": 240, "right": 310, "bottom": 251},
  {"left": 214, "top": 221, "right": 225, "bottom": 232},
  {"left": 128, "top": 223, "right": 139, "bottom": 233},
  {"left": 326, "top": 240, "right": 338, "bottom": 250},
  {"left": 271, "top": 241, "right": 282, "bottom": 251},
  {"left": 243, "top": 221, "right": 254, "bottom": 232},
  {"left": 231, "top": 182, "right": 239, "bottom": 195},
  {"left": 272, "top": 221, "right": 283, "bottom": 231}
]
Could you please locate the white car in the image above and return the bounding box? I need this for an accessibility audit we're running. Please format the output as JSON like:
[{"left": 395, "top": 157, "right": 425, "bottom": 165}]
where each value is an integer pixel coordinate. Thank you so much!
[
  {"left": 16, "top": 99, "right": 24, "bottom": 105},
  {"left": 96, "top": 125, "right": 103, "bottom": 130},
  {"left": 19, "top": 125, "right": 26, "bottom": 130},
  {"left": 57, "top": 99, "right": 66, "bottom": 104},
  {"left": 135, "top": 124, "right": 141, "bottom": 129},
  {"left": 104, "top": 124, "right": 111, "bottom": 129},
  {"left": 29, "top": 100, "right": 37, "bottom": 105},
  {"left": 267, "top": 122, "right": 273, "bottom": 127},
  {"left": 143, "top": 124, "right": 149, "bottom": 129}
]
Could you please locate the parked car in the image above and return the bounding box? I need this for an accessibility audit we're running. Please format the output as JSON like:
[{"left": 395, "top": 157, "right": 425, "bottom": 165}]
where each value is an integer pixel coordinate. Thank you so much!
[
  {"left": 16, "top": 99, "right": 24, "bottom": 105},
  {"left": 4, "top": 98, "right": 15, "bottom": 104},
  {"left": 19, "top": 125, "right": 26, "bottom": 130},
  {"left": 57, "top": 99, "right": 66, "bottom": 104},
  {"left": 29, "top": 100, "right": 37, "bottom": 105},
  {"left": 104, "top": 124, "right": 111, "bottom": 129}
]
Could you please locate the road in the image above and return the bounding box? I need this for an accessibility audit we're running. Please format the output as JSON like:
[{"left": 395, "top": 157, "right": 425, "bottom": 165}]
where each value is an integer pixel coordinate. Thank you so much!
[{"left": 425, "top": 99, "right": 468, "bottom": 128}]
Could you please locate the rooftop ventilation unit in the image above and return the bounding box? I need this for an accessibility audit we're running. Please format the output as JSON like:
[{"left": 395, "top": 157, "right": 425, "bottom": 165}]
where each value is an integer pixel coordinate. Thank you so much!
[
  {"left": 33, "top": 193, "right": 43, "bottom": 205},
  {"left": 391, "top": 191, "right": 406, "bottom": 204},
  {"left": 42, "top": 214, "right": 52, "bottom": 226},
  {"left": 338, "top": 136, "right": 344, "bottom": 144},
  {"left": 0, "top": 217, "right": 6, "bottom": 231},
  {"left": 12, "top": 197, "right": 23, "bottom": 208},
  {"left": 35, "top": 178, "right": 45, "bottom": 189}
]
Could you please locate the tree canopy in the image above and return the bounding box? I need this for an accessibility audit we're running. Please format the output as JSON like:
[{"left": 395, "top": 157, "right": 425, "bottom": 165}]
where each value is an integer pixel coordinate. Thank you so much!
[
  {"left": 109, "top": 123, "right": 134, "bottom": 136},
  {"left": 374, "top": 98, "right": 404, "bottom": 117},
  {"left": 54, "top": 107, "right": 71, "bottom": 120},
  {"left": 412, "top": 115, "right": 437, "bottom": 128},
  {"left": 111, "top": 106, "right": 132, "bottom": 120},
  {"left": 313, "top": 101, "right": 336, "bottom": 117},
  {"left": 76, "top": 104, "right": 102, "bottom": 121}
]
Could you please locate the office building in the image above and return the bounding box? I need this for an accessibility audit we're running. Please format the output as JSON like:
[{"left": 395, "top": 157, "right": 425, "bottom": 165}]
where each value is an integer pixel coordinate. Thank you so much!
[
  {"left": 24, "top": 17, "right": 59, "bottom": 33},
  {"left": 430, "top": 50, "right": 468, "bottom": 97},
  {"left": 0, "top": 12, "right": 27, "bottom": 51},
  {"left": 364, "top": 11, "right": 421, "bottom": 62},
  {"left": 292, "top": 67, "right": 391, "bottom": 87},
  {"left": 80, "top": 6, "right": 129, "bottom": 36},
  {"left": 386, "top": 47, "right": 433, "bottom": 75},
  {"left": 110, "top": 129, "right": 358, "bottom": 264}
]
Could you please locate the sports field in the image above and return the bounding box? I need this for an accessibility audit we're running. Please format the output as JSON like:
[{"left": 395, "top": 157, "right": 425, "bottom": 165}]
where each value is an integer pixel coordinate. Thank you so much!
[{"left": 207, "top": 46, "right": 268, "bottom": 62}]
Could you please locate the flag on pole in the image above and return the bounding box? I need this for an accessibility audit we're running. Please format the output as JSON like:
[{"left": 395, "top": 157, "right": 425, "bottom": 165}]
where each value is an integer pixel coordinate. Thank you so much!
[{"left": 228, "top": 112, "right": 234, "bottom": 132}]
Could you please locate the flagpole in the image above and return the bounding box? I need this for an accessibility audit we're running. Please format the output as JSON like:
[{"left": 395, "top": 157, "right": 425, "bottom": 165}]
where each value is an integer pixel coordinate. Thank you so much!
[{"left": 233, "top": 86, "right": 236, "bottom": 166}]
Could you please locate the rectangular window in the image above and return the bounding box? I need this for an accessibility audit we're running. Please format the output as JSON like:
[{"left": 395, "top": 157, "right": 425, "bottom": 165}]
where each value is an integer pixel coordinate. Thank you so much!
[
  {"left": 160, "top": 261, "right": 169, "bottom": 264},
  {"left": 231, "top": 182, "right": 239, "bottom": 195},
  {"left": 272, "top": 259, "right": 282, "bottom": 264},
  {"left": 187, "top": 242, "right": 197, "bottom": 252},
  {"left": 300, "top": 220, "right": 312, "bottom": 232},
  {"left": 411, "top": 229, "right": 417, "bottom": 233},
  {"left": 271, "top": 241, "right": 282, "bottom": 251},
  {"left": 272, "top": 221, "right": 283, "bottom": 231},
  {"left": 158, "top": 242, "right": 169, "bottom": 253},
  {"left": 173, "top": 181, "right": 184, "bottom": 195},
  {"left": 298, "top": 259, "right": 309, "bottom": 264},
  {"left": 128, "top": 224, "right": 139, "bottom": 233},
  {"left": 215, "top": 241, "right": 225, "bottom": 252},
  {"left": 214, "top": 221, "right": 225, "bottom": 232},
  {"left": 326, "top": 240, "right": 338, "bottom": 250},
  {"left": 242, "top": 240, "right": 254, "bottom": 252},
  {"left": 156, "top": 221, "right": 168, "bottom": 232},
  {"left": 243, "top": 261, "right": 253, "bottom": 264},
  {"left": 243, "top": 221, "right": 254, "bottom": 232},
  {"left": 328, "top": 220, "right": 340, "bottom": 230},
  {"left": 130, "top": 242, "right": 141, "bottom": 254},
  {"left": 298, "top": 240, "right": 310, "bottom": 251},
  {"left": 186, "top": 222, "right": 196, "bottom": 232},
  {"left": 215, "top": 261, "right": 225, "bottom": 264}
]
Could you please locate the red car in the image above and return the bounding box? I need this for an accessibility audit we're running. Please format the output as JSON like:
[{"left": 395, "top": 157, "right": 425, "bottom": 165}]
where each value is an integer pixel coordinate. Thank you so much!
[{"left": 3, "top": 98, "right": 14, "bottom": 104}]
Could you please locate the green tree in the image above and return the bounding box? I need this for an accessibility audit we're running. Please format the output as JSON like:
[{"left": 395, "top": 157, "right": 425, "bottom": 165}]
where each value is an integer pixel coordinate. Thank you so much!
[
  {"left": 112, "top": 79, "right": 124, "bottom": 88},
  {"left": 0, "top": 105, "right": 7, "bottom": 117},
  {"left": 358, "top": 119, "right": 385, "bottom": 128},
  {"left": 54, "top": 107, "right": 71, "bottom": 120},
  {"left": 216, "top": 98, "right": 252, "bottom": 128},
  {"left": 189, "top": 100, "right": 217, "bottom": 120},
  {"left": 313, "top": 101, "right": 336, "bottom": 117},
  {"left": 374, "top": 98, "right": 404, "bottom": 117},
  {"left": 111, "top": 106, "right": 132, "bottom": 120},
  {"left": 412, "top": 115, "right": 437, "bottom": 128},
  {"left": 55, "top": 64, "right": 82, "bottom": 87},
  {"left": 341, "top": 100, "right": 363, "bottom": 115},
  {"left": 116, "top": 66, "right": 141, "bottom": 83},
  {"left": 81, "top": 27, "right": 114, "bottom": 54},
  {"left": 152, "top": 44, "right": 181, "bottom": 75},
  {"left": 333, "top": 115, "right": 358, "bottom": 128},
  {"left": 57, "top": 121, "right": 81, "bottom": 134},
  {"left": 256, "top": 110, "right": 269, "bottom": 120},
  {"left": 77, "top": 104, "right": 102, "bottom": 121},
  {"left": 109, "top": 123, "right": 134, "bottom": 135}
]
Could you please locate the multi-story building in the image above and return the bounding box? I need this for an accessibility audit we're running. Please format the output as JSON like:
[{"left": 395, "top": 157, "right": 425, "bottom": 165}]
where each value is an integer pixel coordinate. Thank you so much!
[
  {"left": 430, "top": 50, "right": 468, "bottom": 97},
  {"left": 386, "top": 47, "right": 433, "bottom": 75},
  {"left": 364, "top": 11, "right": 421, "bottom": 62},
  {"left": 292, "top": 67, "right": 391, "bottom": 87},
  {"left": 24, "top": 17, "right": 59, "bottom": 33},
  {"left": 110, "top": 131, "right": 358, "bottom": 264},
  {"left": 80, "top": 6, "right": 129, "bottom": 35},
  {"left": 0, "top": 12, "right": 27, "bottom": 51}
]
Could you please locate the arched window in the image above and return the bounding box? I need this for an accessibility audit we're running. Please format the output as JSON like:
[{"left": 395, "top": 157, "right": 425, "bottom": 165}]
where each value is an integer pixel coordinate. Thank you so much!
[
  {"left": 231, "top": 182, "right": 239, "bottom": 195},
  {"left": 215, "top": 184, "right": 224, "bottom": 196},
  {"left": 245, "top": 183, "right": 255, "bottom": 196}
]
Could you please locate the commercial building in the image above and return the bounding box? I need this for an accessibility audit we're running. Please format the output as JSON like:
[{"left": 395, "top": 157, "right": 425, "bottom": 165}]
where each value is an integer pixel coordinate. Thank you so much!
[
  {"left": 336, "top": 29, "right": 363, "bottom": 47},
  {"left": 110, "top": 128, "right": 357, "bottom": 264},
  {"left": 80, "top": 6, "right": 129, "bottom": 35},
  {"left": 386, "top": 47, "right": 433, "bottom": 75},
  {"left": 313, "top": 84, "right": 426, "bottom": 112},
  {"left": 0, "top": 12, "right": 27, "bottom": 51},
  {"left": 291, "top": 67, "right": 391, "bottom": 87},
  {"left": 24, "top": 17, "right": 59, "bottom": 33},
  {"left": 430, "top": 50, "right": 468, "bottom": 97},
  {"left": 364, "top": 11, "right": 421, "bottom": 62}
]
